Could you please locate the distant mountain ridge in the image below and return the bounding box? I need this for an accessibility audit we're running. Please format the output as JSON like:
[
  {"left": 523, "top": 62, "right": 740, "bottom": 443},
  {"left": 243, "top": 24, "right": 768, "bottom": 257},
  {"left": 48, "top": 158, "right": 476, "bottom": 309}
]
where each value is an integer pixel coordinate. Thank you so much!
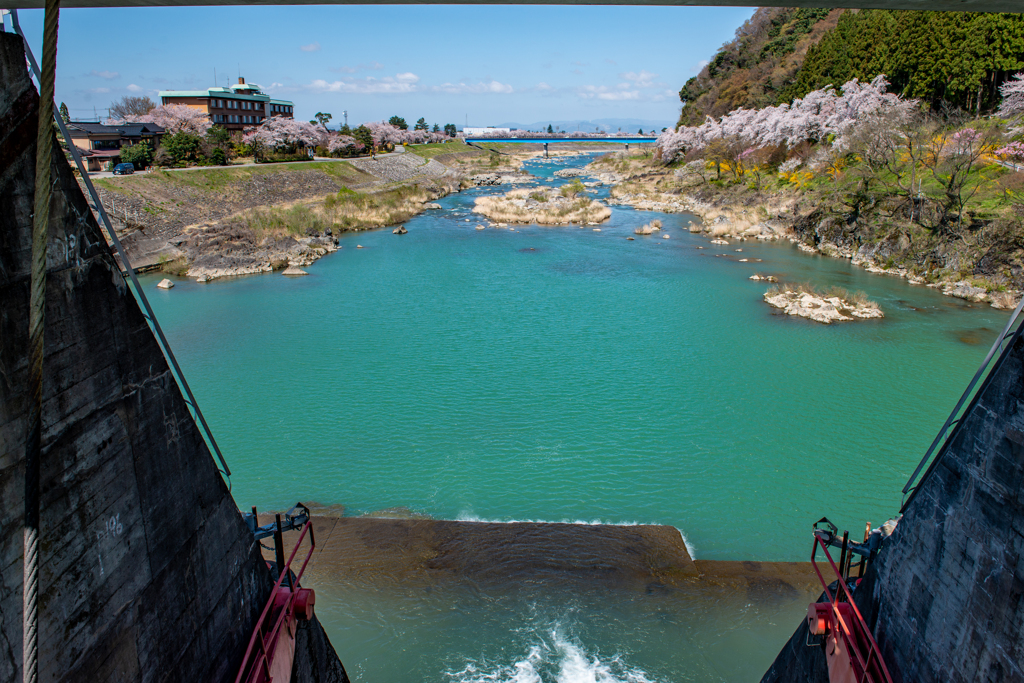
[{"left": 490, "top": 118, "right": 673, "bottom": 134}]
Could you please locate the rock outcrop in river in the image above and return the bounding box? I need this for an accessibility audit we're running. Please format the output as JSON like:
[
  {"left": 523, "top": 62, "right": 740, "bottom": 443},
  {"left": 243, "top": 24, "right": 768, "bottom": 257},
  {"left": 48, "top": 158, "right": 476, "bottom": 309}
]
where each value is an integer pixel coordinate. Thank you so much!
[
  {"left": 473, "top": 187, "right": 611, "bottom": 226},
  {"left": 764, "top": 285, "right": 884, "bottom": 324}
]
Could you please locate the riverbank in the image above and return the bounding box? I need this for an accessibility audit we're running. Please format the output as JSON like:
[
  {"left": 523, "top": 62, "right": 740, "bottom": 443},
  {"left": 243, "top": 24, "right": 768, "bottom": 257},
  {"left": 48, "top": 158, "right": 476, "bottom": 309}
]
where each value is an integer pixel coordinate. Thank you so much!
[
  {"left": 587, "top": 151, "right": 1024, "bottom": 310},
  {"left": 90, "top": 141, "right": 560, "bottom": 282}
]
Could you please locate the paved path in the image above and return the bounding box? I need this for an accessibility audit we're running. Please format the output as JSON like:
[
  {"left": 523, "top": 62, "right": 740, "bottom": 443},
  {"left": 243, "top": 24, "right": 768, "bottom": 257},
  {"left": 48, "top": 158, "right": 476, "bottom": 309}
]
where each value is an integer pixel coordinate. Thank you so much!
[{"left": 86, "top": 153, "right": 404, "bottom": 179}]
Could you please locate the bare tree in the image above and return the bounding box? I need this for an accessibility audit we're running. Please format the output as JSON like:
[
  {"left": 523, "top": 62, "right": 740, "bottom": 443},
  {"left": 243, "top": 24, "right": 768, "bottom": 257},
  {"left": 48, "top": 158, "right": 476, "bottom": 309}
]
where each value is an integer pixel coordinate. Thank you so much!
[
  {"left": 109, "top": 95, "right": 156, "bottom": 121},
  {"left": 844, "top": 108, "right": 930, "bottom": 222},
  {"left": 925, "top": 123, "right": 998, "bottom": 232}
]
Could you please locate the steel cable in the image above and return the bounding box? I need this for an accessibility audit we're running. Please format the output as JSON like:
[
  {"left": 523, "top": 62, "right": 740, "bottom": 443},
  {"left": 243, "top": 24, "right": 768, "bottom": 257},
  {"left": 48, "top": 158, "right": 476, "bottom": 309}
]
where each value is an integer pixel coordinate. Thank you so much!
[
  {"left": 10, "top": 10, "right": 230, "bottom": 486},
  {"left": 24, "top": 1, "right": 60, "bottom": 681}
]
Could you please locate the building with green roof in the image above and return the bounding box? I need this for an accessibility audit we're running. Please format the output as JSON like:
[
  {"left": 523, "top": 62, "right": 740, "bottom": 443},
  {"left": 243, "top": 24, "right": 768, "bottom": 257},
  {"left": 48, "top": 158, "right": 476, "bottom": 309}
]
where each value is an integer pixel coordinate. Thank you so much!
[{"left": 159, "top": 77, "right": 293, "bottom": 132}]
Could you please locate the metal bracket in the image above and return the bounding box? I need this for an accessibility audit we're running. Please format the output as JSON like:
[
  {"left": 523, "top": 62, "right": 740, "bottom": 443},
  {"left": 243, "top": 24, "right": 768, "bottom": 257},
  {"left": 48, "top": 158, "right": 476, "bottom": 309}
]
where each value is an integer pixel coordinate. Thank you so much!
[{"left": 244, "top": 503, "right": 310, "bottom": 540}]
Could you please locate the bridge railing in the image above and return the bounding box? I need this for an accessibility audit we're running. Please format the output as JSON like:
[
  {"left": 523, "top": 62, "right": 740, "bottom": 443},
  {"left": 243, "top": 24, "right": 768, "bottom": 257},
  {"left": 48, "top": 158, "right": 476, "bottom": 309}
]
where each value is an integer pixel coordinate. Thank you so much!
[
  {"left": 901, "top": 294, "right": 1024, "bottom": 511},
  {"left": 810, "top": 531, "right": 894, "bottom": 683}
]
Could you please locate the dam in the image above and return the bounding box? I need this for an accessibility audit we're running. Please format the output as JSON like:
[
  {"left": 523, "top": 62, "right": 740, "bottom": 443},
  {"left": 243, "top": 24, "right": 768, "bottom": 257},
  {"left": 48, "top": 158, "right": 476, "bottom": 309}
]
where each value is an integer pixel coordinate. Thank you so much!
[{"left": 4, "top": 0, "right": 1024, "bottom": 680}]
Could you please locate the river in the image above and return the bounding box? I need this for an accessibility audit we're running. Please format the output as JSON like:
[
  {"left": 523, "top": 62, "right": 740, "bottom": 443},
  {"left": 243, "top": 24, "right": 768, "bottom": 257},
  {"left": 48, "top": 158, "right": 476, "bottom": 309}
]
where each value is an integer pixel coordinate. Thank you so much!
[{"left": 140, "top": 152, "right": 1005, "bottom": 682}]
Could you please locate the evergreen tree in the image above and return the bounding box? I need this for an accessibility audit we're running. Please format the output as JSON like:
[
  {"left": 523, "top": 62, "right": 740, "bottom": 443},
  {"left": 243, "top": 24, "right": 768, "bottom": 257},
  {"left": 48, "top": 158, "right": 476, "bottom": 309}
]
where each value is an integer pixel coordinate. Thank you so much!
[
  {"left": 353, "top": 125, "right": 373, "bottom": 151},
  {"left": 547, "top": 124, "right": 554, "bottom": 134},
  {"left": 787, "top": 11, "right": 1024, "bottom": 112},
  {"left": 444, "top": 123, "right": 457, "bottom": 137},
  {"left": 415, "top": 117, "right": 428, "bottom": 131},
  {"left": 59, "top": 102, "right": 70, "bottom": 123},
  {"left": 388, "top": 116, "right": 408, "bottom": 130},
  {"left": 432, "top": 123, "right": 441, "bottom": 133}
]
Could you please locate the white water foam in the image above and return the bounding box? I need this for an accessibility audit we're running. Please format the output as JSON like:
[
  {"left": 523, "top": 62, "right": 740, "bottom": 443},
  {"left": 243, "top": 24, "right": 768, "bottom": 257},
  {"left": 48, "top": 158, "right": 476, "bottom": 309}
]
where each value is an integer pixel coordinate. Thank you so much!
[
  {"left": 453, "top": 513, "right": 697, "bottom": 559},
  {"left": 446, "top": 628, "right": 658, "bottom": 683}
]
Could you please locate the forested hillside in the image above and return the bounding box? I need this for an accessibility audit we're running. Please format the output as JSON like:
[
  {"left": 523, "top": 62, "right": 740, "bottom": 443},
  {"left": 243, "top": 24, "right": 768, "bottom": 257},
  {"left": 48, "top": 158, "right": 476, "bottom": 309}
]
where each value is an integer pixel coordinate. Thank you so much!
[
  {"left": 678, "top": 8, "right": 841, "bottom": 126},
  {"left": 679, "top": 9, "right": 1024, "bottom": 126},
  {"left": 790, "top": 11, "right": 1024, "bottom": 114}
]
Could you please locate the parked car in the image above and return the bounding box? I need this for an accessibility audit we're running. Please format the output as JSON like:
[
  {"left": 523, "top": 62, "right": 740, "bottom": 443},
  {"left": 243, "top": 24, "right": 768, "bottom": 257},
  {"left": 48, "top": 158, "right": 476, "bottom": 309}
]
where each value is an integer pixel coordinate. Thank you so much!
[{"left": 112, "top": 163, "right": 135, "bottom": 175}]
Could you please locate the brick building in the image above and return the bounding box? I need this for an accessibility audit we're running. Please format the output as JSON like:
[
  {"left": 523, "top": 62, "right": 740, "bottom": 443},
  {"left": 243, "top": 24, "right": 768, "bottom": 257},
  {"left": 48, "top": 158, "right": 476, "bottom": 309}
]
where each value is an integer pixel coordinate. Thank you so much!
[{"left": 159, "top": 77, "right": 293, "bottom": 132}]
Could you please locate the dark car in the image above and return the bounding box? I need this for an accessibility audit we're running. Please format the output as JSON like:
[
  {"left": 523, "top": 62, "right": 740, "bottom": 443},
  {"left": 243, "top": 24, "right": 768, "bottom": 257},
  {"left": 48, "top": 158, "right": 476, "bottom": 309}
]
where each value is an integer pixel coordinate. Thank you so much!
[{"left": 112, "top": 163, "right": 135, "bottom": 175}]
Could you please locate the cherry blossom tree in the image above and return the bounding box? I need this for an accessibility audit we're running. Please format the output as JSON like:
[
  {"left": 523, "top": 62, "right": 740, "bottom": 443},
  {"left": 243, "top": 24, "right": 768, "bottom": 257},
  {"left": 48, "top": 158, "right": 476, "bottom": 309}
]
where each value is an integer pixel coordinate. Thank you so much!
[
  {"left": 657, "top": 76, "right": 917, "bottom": 163},
  {"left": 998, "top": 73, "right": 1024, "bottom": 121},
  {"left": 139, "top": 104, "right": 213, "bottom": 136},
  {"left": 326, "top": 134, "right": 364, "bottom": 156},
  {"left": 996, "top": 141, "right": 1024, "bottom": 163},
  {"left": 243, "top": 117, "right": 325, "bottom": 152}
]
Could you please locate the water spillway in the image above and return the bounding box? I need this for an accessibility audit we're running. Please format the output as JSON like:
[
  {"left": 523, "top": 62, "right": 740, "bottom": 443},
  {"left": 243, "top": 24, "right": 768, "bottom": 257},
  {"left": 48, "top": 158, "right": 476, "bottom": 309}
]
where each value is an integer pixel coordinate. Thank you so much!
[
  {"left": 139, "top": 151, "right": 1008, "bottom": 680},
  {"left": 4, "top": 18, "right": 1021, "bottom": 674}
]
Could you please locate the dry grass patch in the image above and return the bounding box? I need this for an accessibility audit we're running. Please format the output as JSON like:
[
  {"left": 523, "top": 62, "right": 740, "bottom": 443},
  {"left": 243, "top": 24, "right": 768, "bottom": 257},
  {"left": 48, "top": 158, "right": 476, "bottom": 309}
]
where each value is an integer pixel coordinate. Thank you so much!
[
  {"left": 243, "top": 185, "right": 432, "bottom": 241},
  {"left": 634, "top": 219, "right": 662, "bottom": 235},
  {"left": 473, "top": 187, "right": 611, "bottom": 225},
  {"left": 766, "top": 282, "right": 882, "bottom": 315}
]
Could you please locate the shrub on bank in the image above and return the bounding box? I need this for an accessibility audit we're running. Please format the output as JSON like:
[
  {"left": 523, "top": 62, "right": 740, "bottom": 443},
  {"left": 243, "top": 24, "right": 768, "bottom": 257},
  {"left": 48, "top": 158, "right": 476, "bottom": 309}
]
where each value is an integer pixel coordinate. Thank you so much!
[{"left": 120, "top": 142, "right": 153, "bottom": 170}]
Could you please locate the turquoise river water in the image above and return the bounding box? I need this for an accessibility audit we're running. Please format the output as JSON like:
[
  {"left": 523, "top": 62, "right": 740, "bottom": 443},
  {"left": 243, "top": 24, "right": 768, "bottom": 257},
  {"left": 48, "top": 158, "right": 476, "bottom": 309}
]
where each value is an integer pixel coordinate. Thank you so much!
[{"left": 141, "top": 153, "right": 1004, "bottom": 682}]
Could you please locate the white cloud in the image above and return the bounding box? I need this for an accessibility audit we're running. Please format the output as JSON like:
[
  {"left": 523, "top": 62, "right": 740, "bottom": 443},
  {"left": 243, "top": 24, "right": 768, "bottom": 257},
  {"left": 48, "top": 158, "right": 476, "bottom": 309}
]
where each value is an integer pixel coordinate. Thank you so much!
[
  {"left": 578, "top": 85, "right": 639, "bottom": 101},
  {"left": 299, "top": 72, "right": 510, "bottom": 96},
  {"left": 691, "top": 59, "right": 710, "bottom": 74},
  {"left": 536, "top": 82, "right": 553, "bottom": 91},
  {"left": 331, "top": 62, "right": 384, "bottom": 74},
  {"left": 300, "top": 42, "right": 321, "bottom": 52},
  {"left": 620, "top": 70, "right": 658, "bottom": 87},
  {"left": 305, "top": 73, "right": 420, "bottom": 94},
  {"left": 90, "top": 70, "right": 119, "bottom": 80},
  {"left": 431, "top": 80, "right": 513, "bottom": 95},
  {"left": 126, "top": 84, "right": 142, "bottom": 92}
]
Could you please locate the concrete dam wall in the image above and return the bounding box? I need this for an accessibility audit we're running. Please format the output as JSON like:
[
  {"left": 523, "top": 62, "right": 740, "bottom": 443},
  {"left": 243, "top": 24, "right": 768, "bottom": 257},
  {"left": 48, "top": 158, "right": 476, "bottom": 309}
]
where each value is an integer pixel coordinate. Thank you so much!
[
  {"left": 763, "top": 326, "right": 1024, "bottom": 680},
  {"left": 0, "top": 32, "right": 344, "bottom": 682}
]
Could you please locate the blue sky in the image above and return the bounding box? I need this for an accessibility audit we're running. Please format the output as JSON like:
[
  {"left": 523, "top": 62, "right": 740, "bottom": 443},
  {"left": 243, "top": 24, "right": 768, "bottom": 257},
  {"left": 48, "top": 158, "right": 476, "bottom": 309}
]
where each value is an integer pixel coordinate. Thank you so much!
[{"left": 10, "top": 5, "right": 753, "bottom": 128}]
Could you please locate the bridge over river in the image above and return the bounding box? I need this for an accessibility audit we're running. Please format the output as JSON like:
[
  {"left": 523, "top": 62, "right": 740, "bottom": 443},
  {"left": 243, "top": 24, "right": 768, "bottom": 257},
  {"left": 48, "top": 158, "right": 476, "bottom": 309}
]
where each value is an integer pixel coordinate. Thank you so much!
[
  {"left": 464, "top": 136, "right": 659, "bottom": 156},
  {"left": 465, "top": 136, "right": 657, "bottom": 144}
]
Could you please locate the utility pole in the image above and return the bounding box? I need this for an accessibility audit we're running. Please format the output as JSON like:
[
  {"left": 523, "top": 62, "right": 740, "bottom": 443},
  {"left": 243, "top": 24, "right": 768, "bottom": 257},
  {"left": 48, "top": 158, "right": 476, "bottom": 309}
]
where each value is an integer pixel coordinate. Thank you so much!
[{"left": 343, "top": 110, "right": 348, "bottom": 128}]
